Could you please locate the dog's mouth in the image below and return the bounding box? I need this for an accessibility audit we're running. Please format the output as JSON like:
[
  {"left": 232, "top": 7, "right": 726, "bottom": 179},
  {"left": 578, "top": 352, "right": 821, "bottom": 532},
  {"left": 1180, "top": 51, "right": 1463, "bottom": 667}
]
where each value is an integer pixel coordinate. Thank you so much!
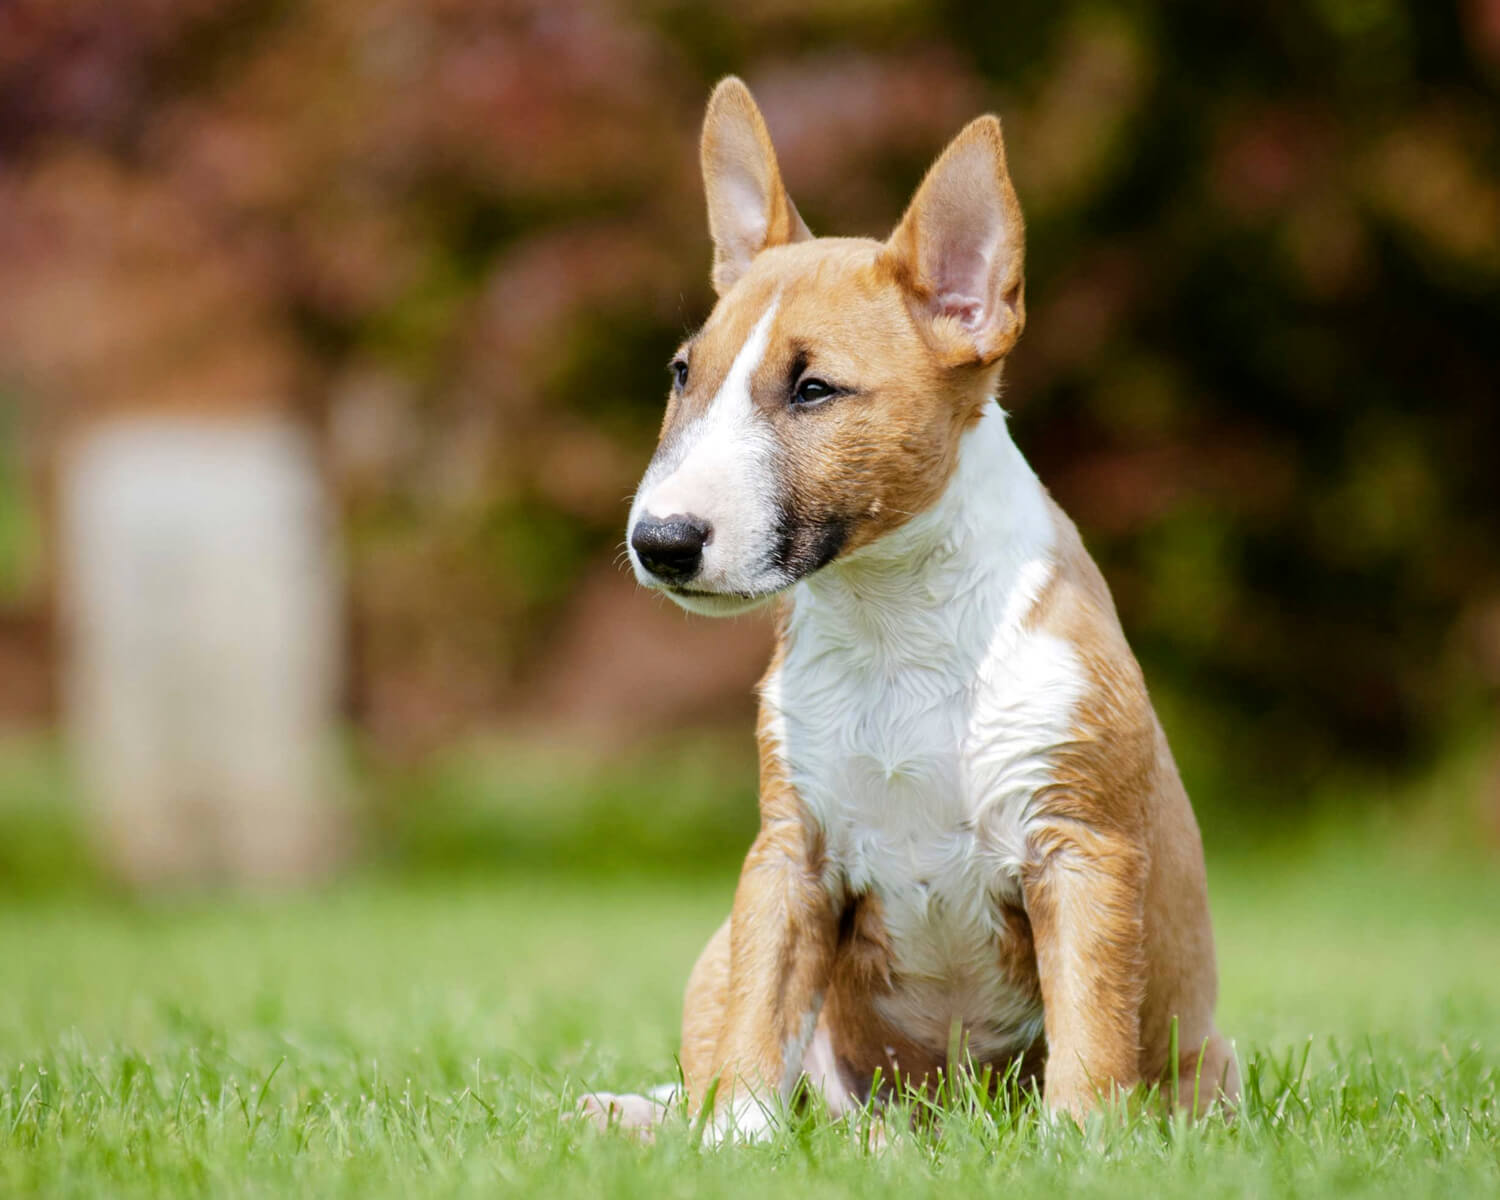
[
  {"left": 658, "top": 581, "right": 784, "bottom": 617},
  {"left": 667, "top": 584, "right": 763, "bottom": 600}
]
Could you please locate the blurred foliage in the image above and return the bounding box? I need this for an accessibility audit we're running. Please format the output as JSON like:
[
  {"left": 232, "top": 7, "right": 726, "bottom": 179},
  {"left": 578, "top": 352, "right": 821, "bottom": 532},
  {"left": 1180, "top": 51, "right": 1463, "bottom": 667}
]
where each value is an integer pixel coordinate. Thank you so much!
[
  {"left": 0, "top": 737, "right": 80, "bottom": 895},
  {"left": 366, "top": 734, "right": 762, "bottom": 879},
  {"left": 0, "top": 730, "right": 765, "bottom": 894},
  {"left": 2, "top": 719, "right": 1494, "bottom": 897},
  {"left": 1, "top": 1, "right": 1498, "bottom": 806},
  {"left": 0, "top": 403, "right": 40, "bottom": 603}
]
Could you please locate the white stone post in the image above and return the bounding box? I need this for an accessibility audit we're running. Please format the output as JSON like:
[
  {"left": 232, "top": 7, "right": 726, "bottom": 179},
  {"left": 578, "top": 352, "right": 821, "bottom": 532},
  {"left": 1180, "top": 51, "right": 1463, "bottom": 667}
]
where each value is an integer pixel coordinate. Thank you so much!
[{"left": 60, "top": 416, "right": 345, "bottom": 887}]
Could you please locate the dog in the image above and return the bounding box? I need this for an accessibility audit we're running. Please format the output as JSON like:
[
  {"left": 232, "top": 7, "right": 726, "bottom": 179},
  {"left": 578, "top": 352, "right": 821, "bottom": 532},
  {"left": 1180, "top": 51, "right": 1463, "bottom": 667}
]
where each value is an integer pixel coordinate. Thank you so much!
[{"left": 583, "top": 77, "right": 1237, "bottom": 1138}]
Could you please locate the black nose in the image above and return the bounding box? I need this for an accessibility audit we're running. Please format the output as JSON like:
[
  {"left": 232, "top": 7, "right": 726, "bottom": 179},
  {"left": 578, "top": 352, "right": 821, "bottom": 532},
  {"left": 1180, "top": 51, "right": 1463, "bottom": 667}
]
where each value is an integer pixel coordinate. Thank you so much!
[{"left": 631, "top": 514, "right": 710, "bottom": 582}]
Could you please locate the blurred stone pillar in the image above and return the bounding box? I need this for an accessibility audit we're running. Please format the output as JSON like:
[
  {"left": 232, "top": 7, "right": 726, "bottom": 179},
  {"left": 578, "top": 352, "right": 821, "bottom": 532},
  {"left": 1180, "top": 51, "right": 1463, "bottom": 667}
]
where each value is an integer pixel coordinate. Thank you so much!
[{"left": 59, "top": 416, "right": 345, "bottom": 888}]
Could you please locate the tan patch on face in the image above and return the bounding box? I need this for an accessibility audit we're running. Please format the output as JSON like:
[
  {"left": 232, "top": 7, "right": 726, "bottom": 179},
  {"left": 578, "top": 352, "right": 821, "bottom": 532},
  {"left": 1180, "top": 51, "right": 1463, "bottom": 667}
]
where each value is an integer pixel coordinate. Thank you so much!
[{"left": 652, "top": 238, "right": 1002, "bottom": 582}]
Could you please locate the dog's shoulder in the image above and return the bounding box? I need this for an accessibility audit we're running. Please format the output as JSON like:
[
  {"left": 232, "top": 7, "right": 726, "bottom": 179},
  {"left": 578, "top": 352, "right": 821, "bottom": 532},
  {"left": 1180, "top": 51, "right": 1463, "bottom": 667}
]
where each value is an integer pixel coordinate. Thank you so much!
[{"left": 1024, "top": 496, "right": 1162, "bottom": 835}]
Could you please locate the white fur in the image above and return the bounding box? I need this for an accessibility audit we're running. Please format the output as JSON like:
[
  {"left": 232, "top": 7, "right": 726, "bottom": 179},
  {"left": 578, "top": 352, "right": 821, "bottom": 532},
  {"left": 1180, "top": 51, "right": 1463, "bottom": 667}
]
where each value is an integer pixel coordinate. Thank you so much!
[
  {"left": 781, "top": 998, "right": 824, "bottom": 1093},
  {"left": 628, "top": 300, "right": 781, "bottom": 614},
  {"left": 763, "top": 402, "right": 1085, "bottom": 1087},
  {"left": 704, "top": 1094, "right": 776, "bottom": 1146},
  {"left": 801, "top": 1024, "right": 859, "bottom": 1117}
]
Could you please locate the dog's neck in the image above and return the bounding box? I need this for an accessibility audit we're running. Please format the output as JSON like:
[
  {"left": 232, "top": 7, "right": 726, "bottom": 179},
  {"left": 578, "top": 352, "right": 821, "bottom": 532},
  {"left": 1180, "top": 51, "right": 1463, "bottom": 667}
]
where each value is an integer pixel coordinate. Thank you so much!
[{"left": 787, "top": 402, "right": 1057, "bottom": 672}]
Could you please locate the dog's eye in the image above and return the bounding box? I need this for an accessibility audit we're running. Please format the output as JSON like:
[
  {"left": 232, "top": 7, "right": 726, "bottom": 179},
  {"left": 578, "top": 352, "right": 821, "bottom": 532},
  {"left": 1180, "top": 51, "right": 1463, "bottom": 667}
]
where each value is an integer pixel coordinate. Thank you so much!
[
  {"left": 670, "top": 359, "right": 689, "bottom": 391},
  {"left": 792, "top": 377, "right": 838, "bottom": 406}
]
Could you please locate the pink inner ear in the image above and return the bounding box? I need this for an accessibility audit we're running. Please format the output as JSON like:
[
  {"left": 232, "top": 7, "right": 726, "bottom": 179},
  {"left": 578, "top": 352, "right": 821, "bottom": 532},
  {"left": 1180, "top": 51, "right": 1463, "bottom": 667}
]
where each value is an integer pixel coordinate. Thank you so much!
[
  {"left": 931, "top": 237, "right": 996, "bottom": 331},
  {"left": 935, "top": 291, "right": 985, "bottom": 331},
  {"left": 722, "top": 166, "right": 769, "bottom": 251}
]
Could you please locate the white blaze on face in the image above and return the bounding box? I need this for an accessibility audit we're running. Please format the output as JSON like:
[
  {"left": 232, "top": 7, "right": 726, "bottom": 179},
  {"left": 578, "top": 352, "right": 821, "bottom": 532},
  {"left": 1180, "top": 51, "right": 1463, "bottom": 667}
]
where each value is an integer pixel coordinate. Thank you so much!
[{"left": 628, "top": 300, "right": 781, "bottom": 613}]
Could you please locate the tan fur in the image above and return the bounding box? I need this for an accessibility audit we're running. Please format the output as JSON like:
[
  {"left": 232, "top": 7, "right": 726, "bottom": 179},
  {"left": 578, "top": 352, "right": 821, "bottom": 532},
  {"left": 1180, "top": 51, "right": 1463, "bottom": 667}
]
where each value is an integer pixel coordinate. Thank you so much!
[
  {"left": 1019, "top": 505, "right": 1235, "bottom": 1113},
  {"left": 701, "top": 79, "right": 812, "bottom": 295},
  {"left": 601, "top": 77, "right": 1233, "bottom": 1134}
]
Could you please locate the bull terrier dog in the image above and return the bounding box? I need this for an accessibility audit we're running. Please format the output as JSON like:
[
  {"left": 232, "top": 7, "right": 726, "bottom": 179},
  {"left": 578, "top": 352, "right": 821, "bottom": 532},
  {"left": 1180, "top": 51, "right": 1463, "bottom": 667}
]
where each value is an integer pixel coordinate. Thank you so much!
[{"left": 586, "top": 76, "right": 1237, "bottom": 1138}]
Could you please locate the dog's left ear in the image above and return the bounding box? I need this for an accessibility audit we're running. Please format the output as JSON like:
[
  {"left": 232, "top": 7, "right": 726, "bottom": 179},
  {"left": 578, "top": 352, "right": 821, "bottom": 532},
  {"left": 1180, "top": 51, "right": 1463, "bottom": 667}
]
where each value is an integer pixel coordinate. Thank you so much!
[
  {"left": 701, "top": 77, "right": 812, "bottom": 296},
  {"left": 882, "top": 116, "right": 1025, "bottom": 367}
]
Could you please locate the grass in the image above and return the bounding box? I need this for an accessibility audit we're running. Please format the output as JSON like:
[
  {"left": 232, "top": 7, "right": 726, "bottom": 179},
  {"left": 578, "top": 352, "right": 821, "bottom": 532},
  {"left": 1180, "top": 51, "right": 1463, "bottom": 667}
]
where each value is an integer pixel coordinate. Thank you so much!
[{"left": 0, "top": 737, "right": 1498, "bottom": 1195}]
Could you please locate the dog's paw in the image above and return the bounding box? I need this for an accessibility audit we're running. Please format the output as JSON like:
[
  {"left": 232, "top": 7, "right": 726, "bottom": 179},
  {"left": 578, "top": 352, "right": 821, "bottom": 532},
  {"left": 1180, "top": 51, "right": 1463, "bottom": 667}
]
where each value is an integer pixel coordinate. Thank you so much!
[
  {"left": 576, "top": 1087, "right": 677, "bottom": 1139},
  {"left": 700, "top": 1094, "right": 776, "bottom": 1146}
]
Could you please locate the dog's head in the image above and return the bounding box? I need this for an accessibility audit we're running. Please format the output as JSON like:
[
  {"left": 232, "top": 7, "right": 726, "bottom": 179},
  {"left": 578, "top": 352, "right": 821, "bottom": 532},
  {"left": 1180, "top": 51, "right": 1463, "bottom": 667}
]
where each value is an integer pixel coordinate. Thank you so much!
[{"left": 627, "top": 78, "right": 1027, "bottom": 616}]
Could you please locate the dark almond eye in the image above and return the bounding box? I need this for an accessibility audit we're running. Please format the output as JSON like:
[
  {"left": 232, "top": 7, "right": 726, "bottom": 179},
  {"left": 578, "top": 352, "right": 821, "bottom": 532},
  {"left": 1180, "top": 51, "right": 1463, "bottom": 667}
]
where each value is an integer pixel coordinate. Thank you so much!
[
  {"left": 670, "top": 359, "right": 689, "bottom": 390},
  {"left": 792, "top": 377, "right": 838, "bottom": 406}
]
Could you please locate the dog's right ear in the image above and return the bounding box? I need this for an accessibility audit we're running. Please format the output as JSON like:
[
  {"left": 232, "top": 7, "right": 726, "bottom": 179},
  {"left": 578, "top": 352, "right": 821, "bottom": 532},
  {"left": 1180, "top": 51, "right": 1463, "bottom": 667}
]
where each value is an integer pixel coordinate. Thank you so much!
[
  {"left": 700, "top": 77, "right": 812, "bottom": 296},
  {"left": 882, "top": 115, "right": 1026, "bottom": 367}
]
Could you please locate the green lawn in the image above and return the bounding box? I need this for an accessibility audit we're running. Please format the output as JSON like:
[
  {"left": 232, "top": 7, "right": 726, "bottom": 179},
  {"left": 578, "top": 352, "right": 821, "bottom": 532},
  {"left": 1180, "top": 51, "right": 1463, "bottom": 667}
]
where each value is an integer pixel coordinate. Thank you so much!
[{"left": 1, "top": 831, "right": 1497, "bottom": 1197}]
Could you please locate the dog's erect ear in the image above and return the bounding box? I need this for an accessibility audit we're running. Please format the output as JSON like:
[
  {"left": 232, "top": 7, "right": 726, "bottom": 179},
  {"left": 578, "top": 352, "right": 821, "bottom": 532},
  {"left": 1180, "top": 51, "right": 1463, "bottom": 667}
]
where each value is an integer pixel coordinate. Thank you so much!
[
  {"left": 701, "top": 77, "right": 812, "bottom": 296},
  {"left": 883, "top": 115, "right": 1025, "bottom": 366}
]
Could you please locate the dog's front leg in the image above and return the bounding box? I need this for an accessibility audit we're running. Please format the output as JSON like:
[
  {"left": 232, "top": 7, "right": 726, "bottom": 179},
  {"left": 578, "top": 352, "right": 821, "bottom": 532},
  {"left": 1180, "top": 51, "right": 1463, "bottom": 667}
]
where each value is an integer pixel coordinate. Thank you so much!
[
  {"left": 1022, "top": 814, "right": 1148, "bottom": 1118},
  {"left": 707, "top": 810, "right": 838, "bottom": 1139}
]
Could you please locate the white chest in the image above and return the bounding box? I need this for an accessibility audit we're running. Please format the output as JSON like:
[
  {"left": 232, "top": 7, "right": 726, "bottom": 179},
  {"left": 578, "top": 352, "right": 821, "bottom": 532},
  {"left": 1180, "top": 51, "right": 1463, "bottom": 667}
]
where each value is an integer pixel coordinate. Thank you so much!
[
  {"left": 766, "top": 608, "right": 1083, "bottom": 1055},
  {"left": 770, "top": 597, "right": 1084, "bottom": 885},
  {"left": 759, "top": 406, "right": 1086, "bottom": 1056}
]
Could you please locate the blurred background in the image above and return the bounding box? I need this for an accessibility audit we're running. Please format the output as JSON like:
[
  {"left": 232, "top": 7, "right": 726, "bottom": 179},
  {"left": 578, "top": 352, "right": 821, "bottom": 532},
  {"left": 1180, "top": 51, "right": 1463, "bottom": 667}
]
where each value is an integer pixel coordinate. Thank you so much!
[{"left": 1, "top": 0, "right": 1498, "bottom": 891}]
